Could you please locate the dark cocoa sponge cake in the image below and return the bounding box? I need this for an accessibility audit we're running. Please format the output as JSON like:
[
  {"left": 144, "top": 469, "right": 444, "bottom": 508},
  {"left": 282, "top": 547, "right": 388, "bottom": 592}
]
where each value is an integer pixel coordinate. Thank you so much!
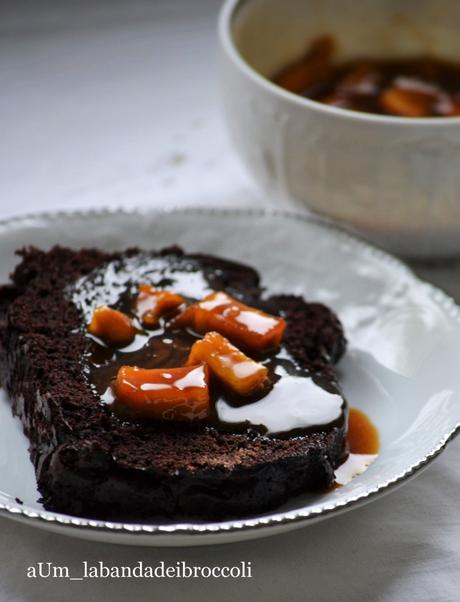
[{"left": 0, "top": 245, "right": 347, "bottom": 520}]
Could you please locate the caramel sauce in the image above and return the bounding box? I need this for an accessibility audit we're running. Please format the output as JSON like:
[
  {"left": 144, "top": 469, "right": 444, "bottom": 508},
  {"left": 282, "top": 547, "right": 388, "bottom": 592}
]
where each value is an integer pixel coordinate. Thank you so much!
[
  {"left": 331, "top": 408, "right": 380, "bottom": 488},
  {"left": 347, "top": 407, "right": 380, "bottom": 455},
  {"left": 71, "top": 252, "right": 381, "bottom": 488},
  {"left": 70, "top": 252, "right": 347, "bottom": 439}
]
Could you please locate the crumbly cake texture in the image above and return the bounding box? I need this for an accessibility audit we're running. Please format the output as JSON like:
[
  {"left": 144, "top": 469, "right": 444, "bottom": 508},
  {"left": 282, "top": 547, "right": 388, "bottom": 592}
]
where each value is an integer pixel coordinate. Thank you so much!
[{"left": 0, "top": 246, "right": 347, "bottom": 520}]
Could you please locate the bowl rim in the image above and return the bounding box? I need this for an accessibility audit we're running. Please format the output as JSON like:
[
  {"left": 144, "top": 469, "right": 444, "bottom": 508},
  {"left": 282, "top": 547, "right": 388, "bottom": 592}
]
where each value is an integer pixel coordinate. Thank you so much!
[{"left": 219, "top": 0, "right": 460, "bottom": 126}]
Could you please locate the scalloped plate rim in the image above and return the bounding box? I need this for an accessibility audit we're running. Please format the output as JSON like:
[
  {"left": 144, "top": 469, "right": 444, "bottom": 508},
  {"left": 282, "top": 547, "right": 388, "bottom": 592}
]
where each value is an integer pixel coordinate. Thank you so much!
[{"left": 0, "top": 204, "right": 458, "bottom": 546}]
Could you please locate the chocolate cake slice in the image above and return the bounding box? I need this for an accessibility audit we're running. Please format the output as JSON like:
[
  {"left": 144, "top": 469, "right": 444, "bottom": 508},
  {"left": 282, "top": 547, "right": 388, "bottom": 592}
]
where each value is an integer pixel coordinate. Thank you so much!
[{"left": 0, "top": 245, "right": 347, "bottom": 520}]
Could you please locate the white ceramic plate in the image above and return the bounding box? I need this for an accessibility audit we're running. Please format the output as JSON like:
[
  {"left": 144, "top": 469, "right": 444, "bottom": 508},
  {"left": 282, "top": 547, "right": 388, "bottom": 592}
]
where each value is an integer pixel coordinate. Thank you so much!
[{"left": 0, "top": 207, "right": 459, "bottom": 546}]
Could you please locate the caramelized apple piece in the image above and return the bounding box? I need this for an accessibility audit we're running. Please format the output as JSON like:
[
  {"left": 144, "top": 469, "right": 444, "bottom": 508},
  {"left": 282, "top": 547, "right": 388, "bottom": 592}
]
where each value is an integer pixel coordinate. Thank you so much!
[
  {"left": 380, "top": 78, "right": 437, "bottom": 117},
  {"left": 172, "top": 292, "right": 286, "bottom": 352},
  {"left": 135, "top": 283, "right": 184, "bottom": 328},
  {"left": 434, "top": 95, "right": 460, "bottom": 117},
  {"left": 319, "top": 93, "right": 352, "bottom": 109},
  {"left": 88, "top": 306, "right": 136, "bottom": 347},
  {"left": 337, "top": 62, "right": 380, "bottom": 96},
  {"left": 114, "top": 364, "right": 209, "bottom": 421},
  {"left": 186, "top": 332, "right": 269, "bottom": 396},
  {"left": 274, "top": 35, "right": 334, "bottom": 94}
]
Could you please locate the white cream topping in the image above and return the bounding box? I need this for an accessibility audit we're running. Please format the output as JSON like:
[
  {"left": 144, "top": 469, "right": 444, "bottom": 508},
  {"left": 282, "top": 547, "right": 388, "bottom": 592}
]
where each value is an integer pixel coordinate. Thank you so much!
[
  {"left": 216, "top": 373, "right": 343, "bottom": 434},
  {"left": 334, "top": 454, "right": 377, "bottom": 486},
  {"left": 118, "top": 333, "right": 150, "bottom": 353},
  {"left": 100, "top": 386, "right": 115, "bottom": 405},
  {"left": 136, "top": 293, "right": 157, "bottom": 317}
]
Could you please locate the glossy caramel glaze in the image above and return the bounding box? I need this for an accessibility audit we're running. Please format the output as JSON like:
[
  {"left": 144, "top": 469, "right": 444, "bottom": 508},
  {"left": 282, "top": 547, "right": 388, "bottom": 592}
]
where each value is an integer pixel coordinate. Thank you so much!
[
  {"left": 70, "top": 251, "right": 347, "bottom": 439},
  {"left": 332, "top": 408, "right": 380, "bottom": 487},
  {"left": 347, "top": 407, "right": 380, "bottom": 455}
]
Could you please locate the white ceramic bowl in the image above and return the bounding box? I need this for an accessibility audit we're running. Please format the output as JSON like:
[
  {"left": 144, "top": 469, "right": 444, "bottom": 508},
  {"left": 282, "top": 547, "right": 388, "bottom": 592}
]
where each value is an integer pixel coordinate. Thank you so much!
[{"left": 219, "top": 0, "right": 460, "bottom": 257}]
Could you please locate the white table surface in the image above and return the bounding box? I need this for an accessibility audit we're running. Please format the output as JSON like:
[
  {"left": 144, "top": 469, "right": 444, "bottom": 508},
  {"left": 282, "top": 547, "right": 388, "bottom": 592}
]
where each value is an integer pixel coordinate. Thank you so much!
[{"left": 1, "top": 2, "right": 460, "bottom": 600}]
